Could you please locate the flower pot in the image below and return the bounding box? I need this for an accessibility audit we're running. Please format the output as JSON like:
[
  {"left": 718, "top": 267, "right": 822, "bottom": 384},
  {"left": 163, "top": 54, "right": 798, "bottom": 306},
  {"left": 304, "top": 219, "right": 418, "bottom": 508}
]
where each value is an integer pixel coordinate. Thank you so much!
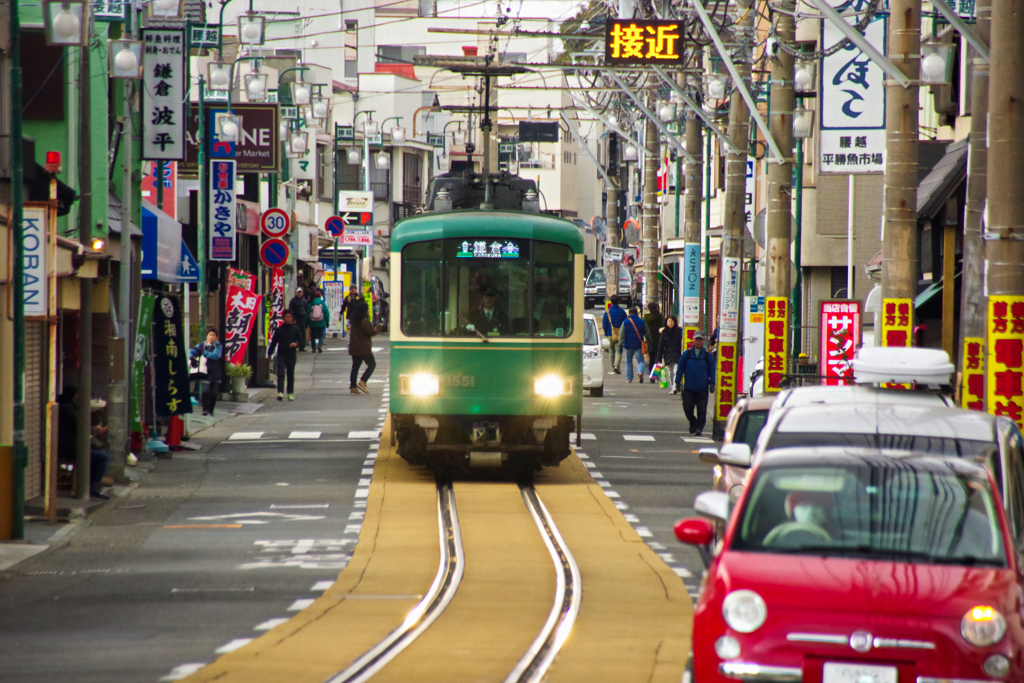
[{"left": 231, "top": 376, "right": 247, "bottom": 399}]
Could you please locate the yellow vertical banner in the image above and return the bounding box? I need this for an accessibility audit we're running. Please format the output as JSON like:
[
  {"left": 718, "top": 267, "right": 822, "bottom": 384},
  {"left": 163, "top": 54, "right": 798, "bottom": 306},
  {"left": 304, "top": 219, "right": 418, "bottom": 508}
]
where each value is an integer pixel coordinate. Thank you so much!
[
  {"left": 764, "top": 297, "right": 789, "bottom": 393},
  {"left": 683, "top": 326, "right": 698, "bottom": 350},
  {"left": 987, "top": 296, "right": 1024, "bottom": 429},
  {"left": 715, "top": 342, "right": 738, "bottom": 421},
  {"left": 881, "top": 297, "right": 913, "bottom": 347},
  {"left": 961, "top": 337, "right": 985, "bottom": 411}
]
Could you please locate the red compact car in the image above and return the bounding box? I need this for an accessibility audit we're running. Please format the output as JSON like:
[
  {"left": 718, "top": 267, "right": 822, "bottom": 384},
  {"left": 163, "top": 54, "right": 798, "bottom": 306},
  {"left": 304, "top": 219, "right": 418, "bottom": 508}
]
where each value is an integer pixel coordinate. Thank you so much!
[{"left": 675, "top": 447, "right": 1024, "bottom": 683}]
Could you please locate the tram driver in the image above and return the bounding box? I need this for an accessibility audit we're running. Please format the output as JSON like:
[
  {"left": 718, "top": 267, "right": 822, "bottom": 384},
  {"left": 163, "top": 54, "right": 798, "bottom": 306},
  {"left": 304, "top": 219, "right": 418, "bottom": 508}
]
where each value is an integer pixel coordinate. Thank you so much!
[{"left": 467, "top": 286, "right": 510, "bottom": 336}]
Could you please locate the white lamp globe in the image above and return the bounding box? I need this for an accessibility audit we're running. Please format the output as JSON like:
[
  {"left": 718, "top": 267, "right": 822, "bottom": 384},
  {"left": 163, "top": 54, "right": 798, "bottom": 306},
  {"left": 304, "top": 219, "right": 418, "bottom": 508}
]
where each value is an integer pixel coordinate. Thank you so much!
[
  {"left": 608, "top": 114, "right": 617, "bottom": 126},
  {"left": 392, "top": 127, "right": 406, "bottom": 144},
  {"left": 115, "top": 48, "right": 138, "bottom": 73},
  {"left": 294, "top": 85, "right": 310, "bottom": 105},
  {"left": 659, "top": 103, "right": 673, "bottom": 122},
  {"left": 922, "top": 53, "right": 946, "bottom": 81},
  {"left": 313, "top": 101, "right": 328, "bottom": 119},
  {"left": 53, "top": 9, "right": 80, "bottom": 40},
  {"left": 708, "top": 75, "right": 726, "bottom": 99},
  {"left": 624, "top": 144, "right": 638, "bottom": 161},
  {"left": 247, "top": 77, "right": 265, "bottom": 98},
  {"left": 364, "top": 120, "right": 379, "bottom": 138},
  {"left": 376, "top": 152, "right": 390, "bottom": 169},
  {"left": 221, "top": 120, "right": 239, "bottom": 140},
  {"left": 794, "top": 66, "right": 813, "bottom": 89},
  {"left": 154, "top": 0, "right": 178, "bottom": 12},
  {"left": 793, "top": 115, "right": 811, "bottom": 137},
  {"left": 241, "top": 21, "right": 261, "bottom": 43},
  {"left": 347, "top": 148, "right": 361, "bottom": 165},
  {"left": 291, "top": 134, "right": 307, "bottom": 155},
  {"left": 280, "top": 122, "right": 289, "bottom": 138},
  {"left": 210, "top": 68, "right": 230, "bottom": 89}
]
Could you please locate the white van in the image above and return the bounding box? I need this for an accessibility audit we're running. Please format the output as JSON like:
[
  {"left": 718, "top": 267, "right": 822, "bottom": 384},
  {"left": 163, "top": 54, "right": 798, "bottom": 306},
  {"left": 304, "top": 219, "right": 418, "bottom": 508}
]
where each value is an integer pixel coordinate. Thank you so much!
[{"left": 582, "top": 314, "right": 604, "bottom": 397}]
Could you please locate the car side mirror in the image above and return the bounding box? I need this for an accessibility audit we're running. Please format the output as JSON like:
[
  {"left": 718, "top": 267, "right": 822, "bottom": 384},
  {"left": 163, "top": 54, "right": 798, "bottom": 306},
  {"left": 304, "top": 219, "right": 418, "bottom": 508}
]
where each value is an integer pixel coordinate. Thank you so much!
[
  {"left": 694, "top": 490, "right": 731, "bottom": 524},
  {"left": 601, "top": 338, "right": 610, "bottom": 350},
  {"left": 718, "top": 443, "right": 752, "bottom": 468},
  {"left": 674, "top": 517, "right": 714, "bottom": 547},
  {"left": 698, "top": 447, "right": 720, "bottom": 465}
]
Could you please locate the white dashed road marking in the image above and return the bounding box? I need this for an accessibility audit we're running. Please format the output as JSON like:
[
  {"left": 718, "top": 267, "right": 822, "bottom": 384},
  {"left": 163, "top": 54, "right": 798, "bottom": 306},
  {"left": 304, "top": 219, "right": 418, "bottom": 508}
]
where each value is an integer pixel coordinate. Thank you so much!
[
  {"left": 673, "top": 567, "right": 694, "bottom": 578},
  {"left": 229, "top": 432, "right": 264, "bottom": 440},
  {"left": 623, "top": 434, "right": 655, "bottom": 442},
  {"left": 215, "top": 639, "right": 253, "bottom": 654},
  {"left": 288, "top": 431, "right": 322, "bottom": 439},
  {"left": 287, "top": 599, "right": 316, "bottom": 611},
  {"left": 254, "top": 618, "right": 290, "bottom": 631},
  {"left": 348, "top": 431, "right": 379, "bottom": 439},
  {"left": 312, "top": 581, "right": 334, "bottom": 591},
  {"left": 581, "top": 433, "right": 597, "bottom": 440},
  {"left": 160, "top": 664, "right": 207, "bottom": 681}
]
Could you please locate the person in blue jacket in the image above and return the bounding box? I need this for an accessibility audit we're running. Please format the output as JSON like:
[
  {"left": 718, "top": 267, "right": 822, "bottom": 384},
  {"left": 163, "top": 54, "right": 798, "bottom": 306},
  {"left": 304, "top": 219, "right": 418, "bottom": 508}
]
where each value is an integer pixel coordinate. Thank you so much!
[
  {"left": 189, "top": 329, "right": 224, "bottom": 416},
  {"left": 675, "top": 330, "right": 716, "bottom": 436},
  {"left": 620, "top": 307, "right": 648, "bottom": 383},
  {"left": 601, "top": 295, "right": 628, "bottom": 373}
]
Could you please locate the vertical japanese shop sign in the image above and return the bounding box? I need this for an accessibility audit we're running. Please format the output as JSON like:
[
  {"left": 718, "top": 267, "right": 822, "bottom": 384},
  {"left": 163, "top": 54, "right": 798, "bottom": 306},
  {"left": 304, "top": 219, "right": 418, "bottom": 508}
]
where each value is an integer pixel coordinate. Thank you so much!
[
  {"left": 881, "top": 298, "right": 913, "bottom": 347},
  {"left": 152, "top": 295, "right": 192, "bottom": 417},
  {"left": 987, "top": 297, "right": 1024, "bottom": 429},
  {"left": 716, "top": 343, "right": 738, "bottom": 420},
  {"left": 764, "top": 297, "right": 789, "bottom": 393},
  {"left": 210, "top": 159, "right": 237, "bottom": 260},
  {"left": 225, "top": 286, "right": 262, "bottom": 364},
  {"left": 683, "top": 243, "right": 700, "bottom": 324},
  {"left": 819, "top": 301, "right": 861, "bottom": 386},
  {"left": 962, "top": 337, "right": 985, "bottom": 411},
  {"left": 130, "top": 294, "right": 157, "bottom": 431},
  {"left": 22, "top": 206, "right": 47, "bottom": 316},
  {"left": 142, "top": 161, "right": 177, "bottom": 219},
  {"left": 719, "top": 256, "right": 741, "bottom": 343},
  {"left": 819, "top": 2, "right": 886, "bottom": 174},
  {"left": 267, "top": 267, "right": 285, "bottom": 345},
  {"left": 683, "top": 327, "right": 697, "bottom": 350},
  {"left": 142, "top": 30, "right": 185, "bottom": 161}
]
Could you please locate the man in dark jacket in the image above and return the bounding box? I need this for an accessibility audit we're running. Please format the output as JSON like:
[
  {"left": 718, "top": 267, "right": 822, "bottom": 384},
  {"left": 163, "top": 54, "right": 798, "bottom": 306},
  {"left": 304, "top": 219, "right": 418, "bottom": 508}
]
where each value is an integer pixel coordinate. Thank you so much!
[
  {"left": 601, "top": 295, "right": 628, "bottom": 373},
  {"left": 642, "top": 302, "right": 664, "bottom": 369},
  {"left": 348, "top": 300, "right": 382, "bottom": 394},
  {"left": 288, "top": 288, "right": 308, "bottom": 351},
  {"left": 620, "top": 307, "right": 648, "bottom": 383},
  {"left": 340, "top": 284, "right": 363, "bottom": 338},
  {"left": 268, "top": 311, "right": 304, "bottom": 400},
  {"left": 675, "top": 331, "right": 716, "bottom": 436}
]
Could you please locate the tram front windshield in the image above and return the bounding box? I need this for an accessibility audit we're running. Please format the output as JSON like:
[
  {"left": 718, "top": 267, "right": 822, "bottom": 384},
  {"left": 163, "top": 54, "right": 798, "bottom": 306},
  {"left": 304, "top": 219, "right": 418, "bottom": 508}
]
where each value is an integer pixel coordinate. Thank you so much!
[{"left": 401, "top": 238, "right": 574, "bottom": 338}]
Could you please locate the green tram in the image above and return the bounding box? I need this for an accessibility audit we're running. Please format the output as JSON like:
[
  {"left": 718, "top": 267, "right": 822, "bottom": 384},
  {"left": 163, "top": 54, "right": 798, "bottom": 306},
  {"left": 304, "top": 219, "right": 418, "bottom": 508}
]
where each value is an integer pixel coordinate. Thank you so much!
[{"left": 389, "top": 174, "right": 584, "bottom": 475}]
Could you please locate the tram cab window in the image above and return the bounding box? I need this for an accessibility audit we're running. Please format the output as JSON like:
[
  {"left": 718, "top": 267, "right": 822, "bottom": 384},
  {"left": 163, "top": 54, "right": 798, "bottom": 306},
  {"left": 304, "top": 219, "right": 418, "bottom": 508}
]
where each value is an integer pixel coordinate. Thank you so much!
[{"left": 401, "top": 238, "right": 574, "bottom": 338}]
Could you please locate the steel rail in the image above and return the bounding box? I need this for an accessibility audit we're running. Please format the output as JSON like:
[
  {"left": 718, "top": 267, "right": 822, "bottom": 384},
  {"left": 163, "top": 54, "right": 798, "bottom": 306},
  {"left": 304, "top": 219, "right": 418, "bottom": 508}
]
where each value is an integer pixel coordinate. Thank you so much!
[
  {"left": 325, "top": 481, "right": 464, "bottom": 683},
  {"left": 506, "top": 485, "right": 583, "bottom": 683}
]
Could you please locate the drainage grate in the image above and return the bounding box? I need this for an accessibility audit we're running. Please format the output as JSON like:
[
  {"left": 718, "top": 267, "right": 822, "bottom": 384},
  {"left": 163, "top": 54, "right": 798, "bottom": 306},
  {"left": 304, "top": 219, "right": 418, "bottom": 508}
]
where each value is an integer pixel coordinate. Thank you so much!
[
  {"left": 229, "top": 403, "right": 264, "bottom": 415},
  {"left": 176, "top": 441, "right": 202, "bottom": 451}
]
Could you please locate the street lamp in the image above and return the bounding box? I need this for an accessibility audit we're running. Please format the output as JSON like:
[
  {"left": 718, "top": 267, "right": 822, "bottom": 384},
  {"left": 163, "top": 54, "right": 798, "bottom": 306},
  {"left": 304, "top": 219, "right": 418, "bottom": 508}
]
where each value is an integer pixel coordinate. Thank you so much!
[
  {"left": 363, "top": 119, "right": 379, "bottom": 138},
  {"left": 375, "top": 151, "right": 391, "bottom": 170},
  {"left": 216, "top": 113, "right": 243, "bottom": 142},
  {"left": 286, "top": 131, "right": 309, "bottom": 158},
  {"left": 245, "top": 72, "right": 268, "bottom": 101},
  {"left": 108, "top": 39, "right": 143, "bottom": 79},
  {"left": 658, "top": 101, "right": 675, "bottom": 122},
  {"left": 705, "top": 74, "right": 729, "bottom": 100},
  {"left": 207, "top": 61, "right": 232, "bottom": 91},
  {"left": 921, "top": 45, "right": 953, "bottom": 84},
  {"left": 150, "top": 0, "right": 181, "bottom": 18},
  {"left": 793, "top": 105, "right": 815, "bottom": 139},
  {"left": 794, "top": 61, "right": 816, "bottom": 92},
  {"left": 292, "top": 76, "right": 311, "bottom": 105},
  {"left": 347, "top": 148, "right": 361, "bottom": 165},
  {"left": 237, "top": 12, "right": 266, "bottom": 47},
  {"left": 623, "top": 144, "right": 638, "bottom": 162},
  {"left": 438, "top": 153, "right": 450, "bottom": 171},
  {"left": 43, "top": 0, "right": 88, "bottom": 46}
]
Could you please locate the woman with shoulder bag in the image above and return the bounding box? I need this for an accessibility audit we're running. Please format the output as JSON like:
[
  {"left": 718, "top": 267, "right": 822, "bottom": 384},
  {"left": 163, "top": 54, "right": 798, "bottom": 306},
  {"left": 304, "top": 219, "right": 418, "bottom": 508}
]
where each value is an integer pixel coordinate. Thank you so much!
[
  {"left": 189, "top": 329, "right": 224, "bottom": 416},
  {"left": 655, "top": 315, "right": 683, "bottom": 394}
]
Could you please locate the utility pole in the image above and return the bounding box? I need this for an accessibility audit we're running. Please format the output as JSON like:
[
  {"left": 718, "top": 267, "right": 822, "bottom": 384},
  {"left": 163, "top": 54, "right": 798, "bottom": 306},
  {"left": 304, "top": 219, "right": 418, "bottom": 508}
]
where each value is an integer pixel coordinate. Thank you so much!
[
  {"left": 76, "top": 16, "right": 94, "bottom": 500},
  {"left": 605, "top": 134, "right": 620, "bottom": 306},
  {"left": 10, "top": 0, "right": 25, "bottom": 539},
  {"left": 958, "top": 0, "right": 990, "bottom": 404},
  {"left": 766, "top": 3, "right": 794, "bottom": 298},
  {"left": 984, "top": 0, "right": 1024, "bottom": 310},
  {"left": 881, "top": 0, "right": 921, "bottom": 302},
  {"left": 683, "top": 108, "right": 703, "bottom": 329},
  {"left": 642, "top": 117, "right": 659, "bottom": 307}
]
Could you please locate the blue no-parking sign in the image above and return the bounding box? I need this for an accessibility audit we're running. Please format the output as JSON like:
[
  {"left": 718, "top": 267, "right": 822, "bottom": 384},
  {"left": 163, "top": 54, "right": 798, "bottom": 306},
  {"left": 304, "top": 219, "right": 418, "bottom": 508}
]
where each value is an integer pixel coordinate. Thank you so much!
[{"left": 260, "top": 238, "right": 290, "bottom": 268}]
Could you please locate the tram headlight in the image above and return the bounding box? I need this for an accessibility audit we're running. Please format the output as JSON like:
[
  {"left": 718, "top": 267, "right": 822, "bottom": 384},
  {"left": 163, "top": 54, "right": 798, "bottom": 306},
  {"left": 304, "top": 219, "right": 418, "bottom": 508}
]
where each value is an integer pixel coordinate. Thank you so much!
[
  {"left": 534, "top": 375, "right": 573, "bottom": 397},
  {"left": 399, "top": 373, "right": 440, "bottom": 397}
]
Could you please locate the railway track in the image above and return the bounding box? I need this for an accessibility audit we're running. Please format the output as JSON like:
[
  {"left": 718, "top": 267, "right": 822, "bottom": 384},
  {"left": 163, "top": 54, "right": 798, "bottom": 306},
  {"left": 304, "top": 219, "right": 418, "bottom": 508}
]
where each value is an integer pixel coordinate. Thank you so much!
[{"left": 327, "top": 479, "right": 581, "bottom": 683}]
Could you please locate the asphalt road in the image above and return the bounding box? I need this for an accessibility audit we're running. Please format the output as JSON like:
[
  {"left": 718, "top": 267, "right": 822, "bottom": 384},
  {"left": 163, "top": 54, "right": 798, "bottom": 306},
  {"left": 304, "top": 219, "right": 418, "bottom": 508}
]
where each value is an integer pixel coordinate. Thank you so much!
[{"left": 0, "top": 326, "right": 715, "bottom": 682}]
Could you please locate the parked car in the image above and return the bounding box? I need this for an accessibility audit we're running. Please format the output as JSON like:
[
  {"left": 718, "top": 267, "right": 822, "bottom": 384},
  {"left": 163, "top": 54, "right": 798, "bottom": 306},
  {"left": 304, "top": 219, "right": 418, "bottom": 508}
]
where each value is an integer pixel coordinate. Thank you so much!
[
  {"left": 676, "top": 447, "right": 1024, "bottom": 682},
  {"left": 701, "top": 395, "right": 776, "bottom": 497},
  {"left": 582, "top": 314, "right": 604, "bottom": 397},
  {"left": 583, "top": 267, "right": 632, "bottom": 309},
  {"left": 368, "top": 275, "right": 389, "bottom": 332}
]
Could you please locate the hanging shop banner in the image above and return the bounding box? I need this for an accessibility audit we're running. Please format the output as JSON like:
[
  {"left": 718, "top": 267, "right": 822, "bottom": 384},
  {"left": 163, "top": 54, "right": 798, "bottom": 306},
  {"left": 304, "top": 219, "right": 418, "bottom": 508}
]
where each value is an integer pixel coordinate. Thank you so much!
[
  {"left": 881, "top": 297, "right": 913, "bottom": 347},
  {"left": 962, "top": 337, "right": 985, "bottom": 411},
  {"left": 130, "top": 294, "right": 157, "bottom": 432},
  {"left": 716, "top": 342, "right": 738, "bottom": 421},
  {"left": 210, "top": 159, "right": 237, "bottom": 261},
  {"left": 683, "top": 242, "right": 700, "bottom": 324},
  {"left": 745, "top": 159, "right": 755, "bottom": 226},
  {"left": 22, "top": 206, "right": 48, "bottom": 317},
  {"left": 225, "top": 285, "right": 263, "bottom": 365},
  {"left": 718, "top": 256, "right": 741, "bottom": 343},
  {"left": 955, "top": 0, "right": 976, "bottom": 18},
  {"left": 181, "top": 104, "right": 280, "bottom": 176},
  {"left": 764, "top": 297, "right": 789, "bottom": 393},
  {"left": 987, "top": 297, "right": 1024, "bottom": 429},
  {"left": 684, "top": 326, "right": 698, "bottom": 351},
  {"left": 819, "top": 5, "right": 886, "bottom": 174},
  {"left": 141, "top": 29, "right": 186, "bottom": 161},
  {"left": 152, "top": 295, "right": 193, "bottom": 417},
  {"left": 267, "top": 267, "right": 285, "bottom": 348},
  {"left": 604, "top": 20, "right": 683, "bottom": 65},
  {"left": 820, "top": 300, "right": 861, "bottom": 386},
  {"left": 228, "top": 267, "right": 256, "bottom": 293},
  {"left": 142, "top": 160, "right": 177, "bottom": 219}
]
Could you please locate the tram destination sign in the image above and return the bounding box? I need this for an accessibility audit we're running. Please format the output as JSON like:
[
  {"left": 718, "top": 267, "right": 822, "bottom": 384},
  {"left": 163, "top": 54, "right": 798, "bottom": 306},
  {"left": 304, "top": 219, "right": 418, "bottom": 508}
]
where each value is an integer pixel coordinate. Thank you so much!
[
  {"left": 604, "top": 20, "right": 683, "bottom": 65},
  {"left": 457, "top": 240, "right": 521, "bottom": 259}
]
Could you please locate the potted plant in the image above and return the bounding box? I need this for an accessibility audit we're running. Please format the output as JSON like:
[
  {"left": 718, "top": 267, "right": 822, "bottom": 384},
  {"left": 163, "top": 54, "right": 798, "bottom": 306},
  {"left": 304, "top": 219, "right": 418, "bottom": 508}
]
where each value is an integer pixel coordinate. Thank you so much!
[{"left": 225, "top": 363, "right": 252, "bottom": 400}]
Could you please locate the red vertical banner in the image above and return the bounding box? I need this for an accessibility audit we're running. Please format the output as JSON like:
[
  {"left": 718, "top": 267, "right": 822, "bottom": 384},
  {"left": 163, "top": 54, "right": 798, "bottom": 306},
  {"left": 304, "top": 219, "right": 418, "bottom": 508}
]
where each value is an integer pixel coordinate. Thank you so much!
[
  {"left": 962, "top": 337, "right": 985, "bottom": 411},
  {"left": 881, "top": 297, "right": 913, "bottom": 347},
  {"left": 141, "top": 161, "right": 177, "bottom": 219},
  {"left": 716, "top": 342, "right": 738, "bottom": 420},
  {"left": 764, "top": 297, "right": 788, "bottom": 393},
  {"left": 268, "top": 267, "right": 285, "bottom": 346},
  {"left": 819, "top": 301, "right": 861, "bottom": 386},
  {"left": 225, "top": 285, "right": 262, "bottom": 365},
  {"left": 987, "top": 297, "right": 1024, "bottom": 429}
]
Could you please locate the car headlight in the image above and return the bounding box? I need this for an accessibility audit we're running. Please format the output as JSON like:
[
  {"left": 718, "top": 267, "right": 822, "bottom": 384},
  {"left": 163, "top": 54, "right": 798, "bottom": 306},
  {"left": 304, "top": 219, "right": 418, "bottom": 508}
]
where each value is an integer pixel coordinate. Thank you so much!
[
  {"left": 534, "top": 375, "right": 573, "bottom": 397},
  {"left": 399, "top": 373, "right": 439, "bottom": 397},
  {"left": 722, "top": 590, "right": 767, "bottom": 633},
  {"left": 584, "top": 348, "right": 601, "bottom": 359},
  {"left": 961, "top": 606, "right": 1006, "bottom": 646}
]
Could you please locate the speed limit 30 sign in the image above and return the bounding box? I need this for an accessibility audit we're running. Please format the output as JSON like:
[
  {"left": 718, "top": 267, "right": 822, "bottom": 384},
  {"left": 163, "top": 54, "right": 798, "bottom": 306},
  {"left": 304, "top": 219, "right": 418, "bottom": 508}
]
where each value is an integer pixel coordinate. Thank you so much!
[{"left": 261, "top": 208, "right": 290, "bottom": 238}]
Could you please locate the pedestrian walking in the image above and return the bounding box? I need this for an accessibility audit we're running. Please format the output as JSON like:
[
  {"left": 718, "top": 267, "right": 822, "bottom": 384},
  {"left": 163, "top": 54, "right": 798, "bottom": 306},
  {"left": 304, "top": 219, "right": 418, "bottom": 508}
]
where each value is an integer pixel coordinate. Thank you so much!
[
  {"left": 675, "top": 330, "right": 716, "bottom": 436},
  {"left": 655, "top": 315, "right": 683, "bottom": 394},
  {"left": 288, "top": 287, "right": 309, "bottom": 351},
  {"left": 643, "top": 302, "right": 664, "bottom": 373},
  {"left": 348, "top": 300, "right": 382, "bottom": 394},
  {"left": 601, "top": 295, "right": 628, "bottom": 373},
  {"left": 340, "top": 284, "right": 363, "bottom": 338},
  {"left": 621, "top": 307, "right": 648, "bottom": 383},
  {"left": 268, "top": 310, "right": 304, "bottom": 401},
  {"left": 188, "top": 329, "right": 224, "bottom": 416},
  {"left": 307, "top": 289, "right": 330, "bottom": 353}
]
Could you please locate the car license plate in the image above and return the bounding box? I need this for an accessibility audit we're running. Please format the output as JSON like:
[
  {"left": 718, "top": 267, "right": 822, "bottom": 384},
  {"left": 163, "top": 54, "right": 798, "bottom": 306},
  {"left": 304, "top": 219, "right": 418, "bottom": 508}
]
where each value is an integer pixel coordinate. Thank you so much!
[{"left": 823, "top": 662, "right": 898, "bottom": 683}]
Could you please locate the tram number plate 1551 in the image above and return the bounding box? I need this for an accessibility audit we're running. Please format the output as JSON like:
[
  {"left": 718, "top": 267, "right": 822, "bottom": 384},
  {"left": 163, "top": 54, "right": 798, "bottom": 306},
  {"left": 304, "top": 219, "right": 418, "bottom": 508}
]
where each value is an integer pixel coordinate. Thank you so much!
[{"left": 444, "top": 374, "right": 476, "bottom": 388}]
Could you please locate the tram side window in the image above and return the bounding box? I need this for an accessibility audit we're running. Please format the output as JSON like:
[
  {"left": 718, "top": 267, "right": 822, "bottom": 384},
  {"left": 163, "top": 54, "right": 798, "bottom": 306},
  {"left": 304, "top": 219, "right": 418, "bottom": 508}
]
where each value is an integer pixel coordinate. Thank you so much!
[
  {"left": 532, "top": 241, "right": 574, "bottom": 337},
  {"left": 401, "top": 240, "right": 444, "bottom": 336}
]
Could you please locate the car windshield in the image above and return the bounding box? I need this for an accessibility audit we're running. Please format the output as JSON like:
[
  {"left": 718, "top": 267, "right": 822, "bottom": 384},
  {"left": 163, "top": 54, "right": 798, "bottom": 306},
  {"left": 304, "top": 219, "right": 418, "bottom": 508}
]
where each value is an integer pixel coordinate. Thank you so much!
[
  {"left": 584, "top": 319, "right": 599, "bottom": 346},
  {"left": 765, "top": 431, "right": 994, "bottom": 458},
  {"left": 733, "top": 459, "right": 1006, "bottom": 567},
  {"left": 586, "top": 269, "right": 604, "bottom": 285},
  {"left": 733, "top": 410, "right": 769, "bottom": 450}
]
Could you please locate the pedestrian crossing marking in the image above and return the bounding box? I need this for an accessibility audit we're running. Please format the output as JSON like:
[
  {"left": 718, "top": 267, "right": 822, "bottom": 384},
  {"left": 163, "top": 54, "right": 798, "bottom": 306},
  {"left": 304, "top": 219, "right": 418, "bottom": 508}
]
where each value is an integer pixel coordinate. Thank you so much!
[
  {"left": 289, "top": 431, "right": 322, "bottom": 439},
  {"left": 229, "top": 432, "right": 264, "bottom": 440},
  {"left": 581, "top": 433, "right": 596, "bottom": 440},
  {"left": 623, "top": 434, "right": 655, "bottom": 441},
  {"left": 348, "top": 431, "right": 380, "bottom": 439}
]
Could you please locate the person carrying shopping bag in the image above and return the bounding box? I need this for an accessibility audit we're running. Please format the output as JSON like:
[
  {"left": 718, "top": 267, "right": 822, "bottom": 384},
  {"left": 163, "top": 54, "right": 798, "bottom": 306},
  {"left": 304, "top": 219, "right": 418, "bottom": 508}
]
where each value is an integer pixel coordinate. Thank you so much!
[{"left": 654, "top": 315, "right": 683, "bottom": 394}]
